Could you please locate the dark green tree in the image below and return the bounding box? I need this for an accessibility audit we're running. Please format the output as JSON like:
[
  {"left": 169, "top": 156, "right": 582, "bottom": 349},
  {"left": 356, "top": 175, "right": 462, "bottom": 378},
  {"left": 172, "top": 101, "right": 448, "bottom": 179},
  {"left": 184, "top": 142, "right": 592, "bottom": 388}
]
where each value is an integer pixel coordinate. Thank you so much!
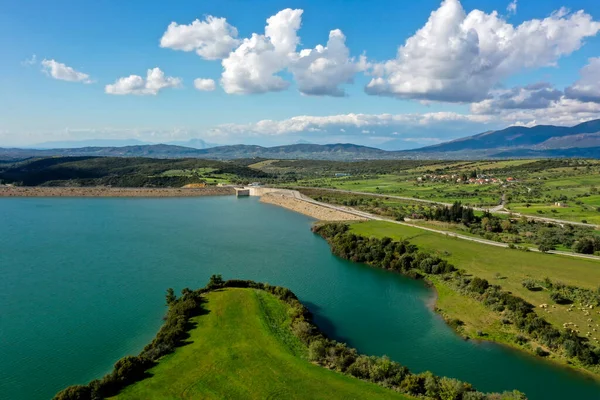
[{"left": 165, "top": 288, "right": 176, "bottom": 306}]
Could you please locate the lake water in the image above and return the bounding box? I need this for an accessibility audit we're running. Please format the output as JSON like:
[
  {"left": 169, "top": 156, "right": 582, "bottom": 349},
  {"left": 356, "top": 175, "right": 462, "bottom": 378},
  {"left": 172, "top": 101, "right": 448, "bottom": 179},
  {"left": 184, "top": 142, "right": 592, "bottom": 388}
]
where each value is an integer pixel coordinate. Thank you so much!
[{"left": 1, "top": 196, "right": 599, "bottom": 400}]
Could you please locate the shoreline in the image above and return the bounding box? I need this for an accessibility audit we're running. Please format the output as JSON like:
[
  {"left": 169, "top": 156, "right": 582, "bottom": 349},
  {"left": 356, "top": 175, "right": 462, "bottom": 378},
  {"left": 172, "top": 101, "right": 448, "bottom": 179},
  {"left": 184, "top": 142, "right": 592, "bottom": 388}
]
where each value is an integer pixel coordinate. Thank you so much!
[
  {"left": 428, "top": 278, "right": 600, "bottom": 383},
  {"left": 259, "top": 191, "right": 366, "bottom": 221},
  {"left": 0, "top": 186, "right": 236, "bottom": 197}
]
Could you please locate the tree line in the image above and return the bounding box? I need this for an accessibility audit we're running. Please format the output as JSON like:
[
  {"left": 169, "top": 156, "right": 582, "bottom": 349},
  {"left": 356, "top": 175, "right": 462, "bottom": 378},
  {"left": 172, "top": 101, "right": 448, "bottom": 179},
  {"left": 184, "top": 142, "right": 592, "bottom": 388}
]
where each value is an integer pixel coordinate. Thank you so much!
[{"left": 313, "top": 223, "right": 600, "bottom": 368}]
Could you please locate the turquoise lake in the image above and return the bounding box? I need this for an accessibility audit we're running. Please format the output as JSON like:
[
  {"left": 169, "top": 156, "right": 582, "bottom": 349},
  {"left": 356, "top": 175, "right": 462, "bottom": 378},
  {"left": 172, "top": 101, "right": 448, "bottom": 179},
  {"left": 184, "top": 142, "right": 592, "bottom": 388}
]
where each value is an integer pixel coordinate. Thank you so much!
[{"left": 0, "top": 196, "right": 599, "bottom": 399}]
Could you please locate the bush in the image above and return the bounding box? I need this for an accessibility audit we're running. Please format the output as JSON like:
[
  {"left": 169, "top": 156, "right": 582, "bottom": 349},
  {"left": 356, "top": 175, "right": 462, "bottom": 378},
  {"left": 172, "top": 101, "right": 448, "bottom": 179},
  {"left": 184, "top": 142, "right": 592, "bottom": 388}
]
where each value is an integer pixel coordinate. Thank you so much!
[
  {"left": 550, "top": 292, "right": 571, "bottom": 305},
  {"left": 308, "top": 340, "right": 327, "bottom": 361},
  {"left": 521, "top": 279, "right": 538, "bottom": 291},
  {"left": 515, "top": 335, "right": 528, "bottom": 345},
  {"left": 53, "top": 386, "right": 92, "bottom": 400}
]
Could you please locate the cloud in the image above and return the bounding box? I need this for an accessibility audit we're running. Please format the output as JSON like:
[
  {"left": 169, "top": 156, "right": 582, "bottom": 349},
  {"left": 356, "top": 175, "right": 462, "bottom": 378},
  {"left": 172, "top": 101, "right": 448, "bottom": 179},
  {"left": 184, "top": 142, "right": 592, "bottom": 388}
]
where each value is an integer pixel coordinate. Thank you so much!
[
  {"left": 160, "top": 16, "right": 240, "bottom": 60},
  {"left": 41, "top": 59, "right": 93, "bottom": 83},
  {"left": 194, "top": 78, "right": 216, "bottom": 91},
  {"left": 221, "top": 8, "right": 303, "bottom": 94},
  {"left": 105, "top": 68, "right": 182, "bottom": 95},
  {"left": 489, "top": 98, "right": 600, "bottom": 127},
  {"left": 206, "top": 111, "right": 492, "bottom": 137},
  {"left": 471, "top": 83, "right": 563, "bottom": 114},
  {"left": 22, "top": 54, "right": 37, "bottom": 66},
  {"left": 365, "top": 0, "right": 600, "bottom": 102},
  {"left": 163, "top": 9, "right": 364, "bottom": 97},
  {"left": 565, "top": 58, "right": 600, "bottom": 103},
  {"left": 290, "top": 29, "right": 368, "bottom": 97},
  {"left": 507, "top": 0, "right": 517, "bottom": 15},
  {"left": 468, "top": 58, "right": 600, "bottom": 126}
]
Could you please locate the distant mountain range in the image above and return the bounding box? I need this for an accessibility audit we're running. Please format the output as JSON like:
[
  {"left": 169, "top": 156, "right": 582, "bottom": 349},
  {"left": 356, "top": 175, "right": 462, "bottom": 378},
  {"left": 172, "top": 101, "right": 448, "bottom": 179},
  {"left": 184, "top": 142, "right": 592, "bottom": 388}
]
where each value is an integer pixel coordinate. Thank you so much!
[
  {"left": 28, "top": 138, "right": 218, "bottom": 150},
  {"left": 409, "top": 119, "right": 600, "bottom": 157},
  {"left": 0, "top": 143, "right": 392, "bottom": 161},
  {"left": 2, "top": 119, "right": 600, "bottom": 160}
]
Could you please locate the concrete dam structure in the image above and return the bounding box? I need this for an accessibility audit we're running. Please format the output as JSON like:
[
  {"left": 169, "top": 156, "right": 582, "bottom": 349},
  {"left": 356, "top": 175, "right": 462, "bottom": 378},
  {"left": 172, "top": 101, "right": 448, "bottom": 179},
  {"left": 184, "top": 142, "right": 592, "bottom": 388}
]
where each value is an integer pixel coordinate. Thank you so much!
[{"left": 235, "top": 188, "right": 250, "bottom": 196}]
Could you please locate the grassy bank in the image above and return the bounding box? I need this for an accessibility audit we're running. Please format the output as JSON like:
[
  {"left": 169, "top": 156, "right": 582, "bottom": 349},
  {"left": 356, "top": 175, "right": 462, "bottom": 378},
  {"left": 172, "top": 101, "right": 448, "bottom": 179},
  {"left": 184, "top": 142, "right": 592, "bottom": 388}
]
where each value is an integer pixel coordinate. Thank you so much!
[
  {"left": 113, "top": 288, "right": 410, "bottom": 400},
  {"left": 349, "top": 221, "right": 600, "bottom": 376}
]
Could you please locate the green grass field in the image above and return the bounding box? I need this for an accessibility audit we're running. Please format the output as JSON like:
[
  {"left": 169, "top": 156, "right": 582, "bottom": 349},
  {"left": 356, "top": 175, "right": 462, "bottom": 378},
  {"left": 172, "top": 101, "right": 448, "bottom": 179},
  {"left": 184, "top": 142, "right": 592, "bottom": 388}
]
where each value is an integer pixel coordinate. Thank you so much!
[
  {"left": 350, "top": 221, "right": 600, "bottom": 354},
  {"left": 113, "top": 288, "right": 411, "bottom": 400}
]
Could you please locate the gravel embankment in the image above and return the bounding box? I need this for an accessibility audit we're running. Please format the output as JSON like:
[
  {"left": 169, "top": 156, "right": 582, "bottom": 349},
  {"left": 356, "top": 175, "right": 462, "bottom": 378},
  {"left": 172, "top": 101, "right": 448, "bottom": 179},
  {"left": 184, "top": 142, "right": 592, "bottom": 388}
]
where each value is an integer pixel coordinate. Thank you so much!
[{"left": 260, "top": 192, "right": 366, "bottom": 221}]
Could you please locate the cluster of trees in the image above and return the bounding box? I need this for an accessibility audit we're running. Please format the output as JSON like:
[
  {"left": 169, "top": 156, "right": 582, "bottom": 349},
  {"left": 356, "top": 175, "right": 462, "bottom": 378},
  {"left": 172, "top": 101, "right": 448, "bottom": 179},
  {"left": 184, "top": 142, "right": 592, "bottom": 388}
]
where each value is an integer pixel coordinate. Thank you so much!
[
  {"left": 314, "top": 223, "right": 600, "bottom": 367},
  {"left": 427, "top": 202, "right": 477, "bottom": 224},
  {"left": 424, "top": 202, "right": 599, "bottom": 255},
  {"left": 313, "top": 223, "right": 455, "bottom": 278},
  {"left": 54, "top": 287, "right": 206, "bottom": 399},
  {"left": 571, "top": 236, "right": 600, "bottom": 254}
]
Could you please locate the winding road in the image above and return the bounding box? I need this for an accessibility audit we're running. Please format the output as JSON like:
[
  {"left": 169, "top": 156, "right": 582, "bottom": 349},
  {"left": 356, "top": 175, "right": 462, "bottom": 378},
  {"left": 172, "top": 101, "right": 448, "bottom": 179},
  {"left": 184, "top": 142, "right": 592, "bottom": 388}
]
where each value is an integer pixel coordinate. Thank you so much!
[
  {"left": 291, "top": 187, "right": 599, "bottom": 229},
  {"left": 279, "top": 188, "right": 600, "bottom": 262}
]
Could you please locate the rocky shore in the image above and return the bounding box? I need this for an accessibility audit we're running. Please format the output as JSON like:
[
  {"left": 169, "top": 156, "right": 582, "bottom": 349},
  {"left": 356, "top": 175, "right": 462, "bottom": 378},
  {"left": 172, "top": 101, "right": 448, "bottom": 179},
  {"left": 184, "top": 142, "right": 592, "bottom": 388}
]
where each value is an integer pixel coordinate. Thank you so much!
[
  {"left": 260, "top": 191, "right": 365, "bottom": 221},
  {"left": 0, "top": 186, "right": 236, "bottom": 197}
]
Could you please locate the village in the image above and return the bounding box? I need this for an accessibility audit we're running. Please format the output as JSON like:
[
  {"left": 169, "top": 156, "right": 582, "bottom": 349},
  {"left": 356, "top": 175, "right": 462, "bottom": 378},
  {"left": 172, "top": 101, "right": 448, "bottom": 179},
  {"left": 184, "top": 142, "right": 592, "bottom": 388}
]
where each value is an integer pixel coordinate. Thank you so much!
[{"left": 416, "top": 173, "right": 517, "bottom": 185}]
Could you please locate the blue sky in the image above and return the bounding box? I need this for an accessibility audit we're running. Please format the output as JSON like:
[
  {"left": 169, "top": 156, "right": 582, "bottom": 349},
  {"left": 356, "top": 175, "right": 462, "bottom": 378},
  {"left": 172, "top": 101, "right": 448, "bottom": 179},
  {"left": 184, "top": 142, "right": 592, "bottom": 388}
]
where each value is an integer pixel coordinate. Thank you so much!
[{"left": 2, "top": 0, "right": 600, "bottom": 149}]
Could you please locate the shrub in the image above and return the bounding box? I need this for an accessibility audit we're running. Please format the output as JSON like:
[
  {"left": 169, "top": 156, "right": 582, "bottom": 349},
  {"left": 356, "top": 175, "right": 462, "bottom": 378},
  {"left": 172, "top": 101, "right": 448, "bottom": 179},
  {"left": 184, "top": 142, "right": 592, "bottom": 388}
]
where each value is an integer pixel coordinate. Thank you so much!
[
  {"left": 308, "top": 340, "right": 327, "bottom": 361},
  {"left": 515, "top": 335, "right": 528, "bottom": 345},
  {"left": 521, "top": 279, "right": 538, "bottom": 291},
  {"left": 550, "top": 292, "right": 571, "bottom": 305},
  {"left": 53, "top": 386, "right": 92, "bottom": 400}
]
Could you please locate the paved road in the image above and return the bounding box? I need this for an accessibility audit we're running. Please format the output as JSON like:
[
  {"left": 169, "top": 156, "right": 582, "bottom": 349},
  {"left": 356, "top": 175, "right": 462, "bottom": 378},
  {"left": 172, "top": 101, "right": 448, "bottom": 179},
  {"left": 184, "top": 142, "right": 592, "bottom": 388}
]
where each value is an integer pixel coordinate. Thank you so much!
[
  {"left": 292, "top": 186, "right": 599, "bottom": 229},
  {"left": 286, "top": 189, "right": 600, "bottom": 262}
]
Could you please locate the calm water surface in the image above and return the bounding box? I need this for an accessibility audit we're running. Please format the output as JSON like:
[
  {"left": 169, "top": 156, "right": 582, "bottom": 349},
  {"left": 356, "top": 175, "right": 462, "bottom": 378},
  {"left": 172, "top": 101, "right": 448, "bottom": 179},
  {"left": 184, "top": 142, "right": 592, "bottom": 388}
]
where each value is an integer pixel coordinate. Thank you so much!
[{"left": 1, "top": 197, "right": 599, "bottom": 399}]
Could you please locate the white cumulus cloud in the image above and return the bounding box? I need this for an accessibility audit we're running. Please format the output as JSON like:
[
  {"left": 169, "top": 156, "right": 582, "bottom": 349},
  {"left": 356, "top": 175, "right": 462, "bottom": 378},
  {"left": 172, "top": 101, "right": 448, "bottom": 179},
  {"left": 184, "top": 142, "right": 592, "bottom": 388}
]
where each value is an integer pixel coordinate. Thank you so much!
[
  {"left": 194, "top": 78, "right": 216, "bottom": 91},
  {"left": 221, "top": 8, "right": 303, "bottom": 94},
  {"left": 41, "top": 59, "right": 93, "bottom": 84},
  {"left": 162, "top": 9, "right": 364, "bottom": 97},
  {"left": 160, "top": 16, "right": 240, "bottom": 60},
  {"left": 290, "top": 29, "right": 368, "bottom": 97},
  {"left": 507, "top": 0, "right": 517, "bottom": 15},
  {"left": 365, "top": 0, "right": 600, "bottom": 102},
  {"left": 206, "top": 112, "right": 491, "bottom": 137},
  {"left": 105, "top": 68, "right": 182, "bottom": 95}
]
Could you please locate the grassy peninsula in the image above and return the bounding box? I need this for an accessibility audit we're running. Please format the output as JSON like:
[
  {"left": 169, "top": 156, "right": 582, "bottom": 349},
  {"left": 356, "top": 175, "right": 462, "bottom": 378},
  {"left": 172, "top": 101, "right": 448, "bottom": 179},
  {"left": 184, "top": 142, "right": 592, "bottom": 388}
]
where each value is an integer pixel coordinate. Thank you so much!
[
  {"left": 114, "top": 288, "right": 409, "bottom": 400},
  {"left": 54, "top": 279, "right": 525, "bottom": 400}
]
